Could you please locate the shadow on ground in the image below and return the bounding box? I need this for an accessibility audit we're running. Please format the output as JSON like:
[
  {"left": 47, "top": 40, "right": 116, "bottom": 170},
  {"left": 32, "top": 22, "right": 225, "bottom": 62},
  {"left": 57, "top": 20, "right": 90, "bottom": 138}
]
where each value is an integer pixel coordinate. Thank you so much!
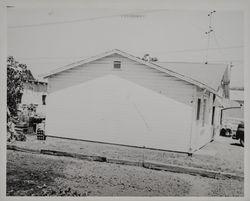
[{"left": 230, "top": 143, "right": 243, "bottom": 147}]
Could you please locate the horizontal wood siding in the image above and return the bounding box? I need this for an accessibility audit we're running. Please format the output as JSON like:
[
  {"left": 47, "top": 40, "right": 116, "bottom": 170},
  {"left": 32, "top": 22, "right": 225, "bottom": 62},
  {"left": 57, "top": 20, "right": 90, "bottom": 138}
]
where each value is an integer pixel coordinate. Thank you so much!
[
  {"left": 46, "top": 54, "right": 195, "bottom": 152},
  {"left": 192, "top": 89, "right": 215, "bottom": 151},
  {"left": 48, "top": 54, "right": 194, "bottom": 106}
]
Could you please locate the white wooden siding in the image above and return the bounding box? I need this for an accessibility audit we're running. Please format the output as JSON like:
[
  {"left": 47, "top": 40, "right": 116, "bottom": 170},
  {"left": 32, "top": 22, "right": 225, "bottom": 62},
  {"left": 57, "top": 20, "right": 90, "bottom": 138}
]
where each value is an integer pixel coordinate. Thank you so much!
[
  {"left": 47, "top": 74, "right": 193, "bottom": 152},
  {"left": 192, "top": 89, "right": 215, "bottom": 151},
  {"left": 48, "top": 54, "right": 194, "bottom": 106},
  {"left": 46, "top": 54, "right": 195, "bottom": 152}
]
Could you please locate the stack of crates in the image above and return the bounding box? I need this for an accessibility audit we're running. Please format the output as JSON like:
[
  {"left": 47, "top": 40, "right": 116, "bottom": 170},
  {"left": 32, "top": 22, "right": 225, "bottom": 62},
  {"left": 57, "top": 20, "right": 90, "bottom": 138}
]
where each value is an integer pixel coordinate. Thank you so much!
[{"left": 37, "top": 129, "right": 46, "bottom": 140}]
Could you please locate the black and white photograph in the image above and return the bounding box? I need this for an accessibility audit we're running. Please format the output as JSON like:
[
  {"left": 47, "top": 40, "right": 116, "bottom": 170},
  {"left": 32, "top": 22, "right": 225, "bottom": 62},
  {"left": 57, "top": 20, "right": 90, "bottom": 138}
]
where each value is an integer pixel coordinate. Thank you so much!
[{"left": 0, "top": 0, "right": 248, "bottom": 198}]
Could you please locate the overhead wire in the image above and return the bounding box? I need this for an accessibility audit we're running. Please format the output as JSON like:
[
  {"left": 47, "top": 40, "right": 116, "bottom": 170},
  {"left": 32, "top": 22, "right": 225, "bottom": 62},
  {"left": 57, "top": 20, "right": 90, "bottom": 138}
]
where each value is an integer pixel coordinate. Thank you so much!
[
  {"left": 8, "top": 13, "right": 129, "bottom": 29},
  {"left": 15, "top": 46, "right": 243, "bottom": 61},
  {"left": 210, "top": 11, "right": 229, "bottom": 64},
  {"left": 212, "top": 30, "right": 228, "bottom": 64},
  {"left": 8, "top": 9, "right": 215, "bottom": 29},
  {"left": 8, "top": 9, "right": 242, "bottom": 65},
  {"left": 8, "top": 9, "right": 169, "bottom": 29}
]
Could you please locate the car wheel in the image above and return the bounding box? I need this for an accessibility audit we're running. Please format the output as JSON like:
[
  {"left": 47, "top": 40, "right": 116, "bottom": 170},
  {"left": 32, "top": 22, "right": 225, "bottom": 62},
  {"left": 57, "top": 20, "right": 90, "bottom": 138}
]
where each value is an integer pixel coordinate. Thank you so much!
[
  {"left": 220, "top": 128, "right": 226, "bottom": 136},
  {"left": 240, "top": 138, "right": 244, "bottom": 147}
]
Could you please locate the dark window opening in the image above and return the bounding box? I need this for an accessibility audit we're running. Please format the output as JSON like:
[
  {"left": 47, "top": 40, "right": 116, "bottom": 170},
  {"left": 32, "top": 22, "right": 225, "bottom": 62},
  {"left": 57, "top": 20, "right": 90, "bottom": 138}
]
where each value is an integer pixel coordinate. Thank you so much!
[
  {"left": 196, "top": 98, "right": 201, "bottom": 120},
  {"left": 212, "top": 94, "right": 216, "bottom": 102},
  {"left": 113, "top": 61, "right": 121, "bottom": 69},
  {"left": 211, "top": 106, "right": 215, "bottom": 125},
  {"left": 42, "top": 95, "right": 46, "bottom": 105}
]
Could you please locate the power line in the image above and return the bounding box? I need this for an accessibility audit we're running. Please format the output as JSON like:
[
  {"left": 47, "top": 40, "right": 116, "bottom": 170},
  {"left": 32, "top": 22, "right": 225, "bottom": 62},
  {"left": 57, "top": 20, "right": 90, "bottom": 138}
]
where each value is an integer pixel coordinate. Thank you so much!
[
  {"left": 8, "top": 9, "right": 169, "bottom": 29},
  {"left": 16, "top": 58, "right": 243, "bottom": 64},
  {"left": 8, "top": 13, "right": 127, "bottom": 29},
  {"left": 8, "top": 10, "right": 147, "bottom": 29},
  {"left": 14, "top": 45, "right": 243, "bottom": 62},
  {"left": 203, "top": 10, "right": 241, "bottom": 65},
  {"left": 208, "top": 10, "right": 229, "bottom": 64},
  {"left": 8, "top": 9, "right": 217, "bottom": 29},
  {"left": 152, "top": 46, "right": 243, "bottom": 54},
  {"left": 212, "top": 31, "right": 228, "bottom": 63},
  {"left": 202, "top": 59, "right": 243, "bottom": 63}
]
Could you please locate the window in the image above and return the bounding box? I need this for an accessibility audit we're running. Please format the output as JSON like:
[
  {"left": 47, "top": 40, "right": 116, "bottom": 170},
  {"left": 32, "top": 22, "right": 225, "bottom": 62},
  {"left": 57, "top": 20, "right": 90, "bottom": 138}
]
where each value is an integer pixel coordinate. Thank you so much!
[
  {"left": 196, "top": 98, "right": 201, "bottom": 120},
  {"left": 113, "top": 61, "right": 121, "bottom": 69},
  {"left": 42, "top": 95, "right": 46, "bottom": 105},
  {"left": 211, "top": 106, "right": 215, "bottom": 125}
]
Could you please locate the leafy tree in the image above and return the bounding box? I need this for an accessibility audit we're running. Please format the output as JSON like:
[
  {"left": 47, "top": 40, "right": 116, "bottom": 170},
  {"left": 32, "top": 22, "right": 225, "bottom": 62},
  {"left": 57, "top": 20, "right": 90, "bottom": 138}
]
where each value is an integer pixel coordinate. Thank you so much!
[
  {"left": 7, "top": 56, "right": 34, "bottom": 116},
  {"left": 141, "top": 54, "right": 158, "bottom": 62},
  {"left": 142, "top": 54, "right": 150, "bottom": 61}
]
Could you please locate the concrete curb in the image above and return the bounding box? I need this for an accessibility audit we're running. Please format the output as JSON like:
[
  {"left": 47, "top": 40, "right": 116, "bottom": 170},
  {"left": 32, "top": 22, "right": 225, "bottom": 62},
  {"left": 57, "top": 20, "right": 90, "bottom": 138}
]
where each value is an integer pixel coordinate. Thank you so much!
[
  {"left": 7, "top": 145, "right": 244, "bottom": 181},
  {"left": 40, "top": 149, "right": 107, "bottom": 162},
  {"left": 143, "top": 161, "right": 243, "bottom": 181},
  {"left": 7, "top": 144, "right": 40, "bottom": 154}
]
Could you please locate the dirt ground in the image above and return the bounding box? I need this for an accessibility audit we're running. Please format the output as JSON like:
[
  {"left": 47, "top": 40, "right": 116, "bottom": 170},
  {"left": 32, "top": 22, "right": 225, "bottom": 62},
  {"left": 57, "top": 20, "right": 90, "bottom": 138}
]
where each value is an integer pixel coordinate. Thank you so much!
[
  {"left": 9, "top": 134, "right": 244, "bottom": 176},
  {"left": 7, "top": 150, "right": 244, "bottom": 196}
]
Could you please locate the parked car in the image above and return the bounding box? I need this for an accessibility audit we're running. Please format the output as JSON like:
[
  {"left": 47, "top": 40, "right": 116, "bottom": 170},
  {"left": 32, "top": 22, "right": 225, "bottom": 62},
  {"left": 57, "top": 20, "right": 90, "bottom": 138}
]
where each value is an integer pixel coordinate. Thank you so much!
[
  {"left": 232, "top": 122, "right": 244, "bottom": 146},
  {"left": 220, "top": 118, "right": 241, "bottom": 137},
  {"left": 220, "top": 106, "right": 243, "bottom": 137}
]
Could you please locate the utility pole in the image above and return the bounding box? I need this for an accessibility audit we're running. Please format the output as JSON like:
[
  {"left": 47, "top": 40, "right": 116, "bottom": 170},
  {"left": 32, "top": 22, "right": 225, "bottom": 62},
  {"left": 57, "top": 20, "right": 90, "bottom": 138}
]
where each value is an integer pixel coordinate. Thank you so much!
[{"left": 205, "top": 10, "right": 216, "bottom": 64}]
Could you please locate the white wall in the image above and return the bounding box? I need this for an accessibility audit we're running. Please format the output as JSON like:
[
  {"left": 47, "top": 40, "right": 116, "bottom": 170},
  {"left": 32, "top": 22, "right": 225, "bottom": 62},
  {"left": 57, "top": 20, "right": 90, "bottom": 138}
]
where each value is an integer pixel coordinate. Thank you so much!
[
  {"left": 21, "top": 88, "right": 47, "bottom": 115},
  {"left": 192, "top": 89, "right": 215, "bottom": 151},
  {"left": 46, "top": 54, "right": 195, "bottom": 152},
  {"left": 48, "top": 54, "right": 194, "bottom": 106}
]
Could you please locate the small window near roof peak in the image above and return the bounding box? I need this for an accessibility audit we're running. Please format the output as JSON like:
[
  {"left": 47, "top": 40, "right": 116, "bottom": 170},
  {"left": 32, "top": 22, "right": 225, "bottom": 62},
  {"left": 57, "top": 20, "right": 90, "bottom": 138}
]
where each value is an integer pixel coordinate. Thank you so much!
[{"left": 114, "top": 61, "right": 121, "bottom": 69}]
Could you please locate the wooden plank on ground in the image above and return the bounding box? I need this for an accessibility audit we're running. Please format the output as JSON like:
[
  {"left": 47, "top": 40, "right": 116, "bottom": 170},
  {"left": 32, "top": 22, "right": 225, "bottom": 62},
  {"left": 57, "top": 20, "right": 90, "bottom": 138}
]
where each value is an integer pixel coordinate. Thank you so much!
[
  {"left": 74, "top": 153, "right": 107, "bottom": 162},
  {"left": 106, "top": 158, "right": 143, "bottom": 167},
  {"left": 143, "top": 161, "right": 244, "bottom": 181},
  {"left": 40, "top": 149, "right": 75, "bottom": 157},
  {"left": 7, "top": 145, "right": 40, "bottom": 154},
  {"left": 40, "top": 149, "right": 107, "bottom": 162}
]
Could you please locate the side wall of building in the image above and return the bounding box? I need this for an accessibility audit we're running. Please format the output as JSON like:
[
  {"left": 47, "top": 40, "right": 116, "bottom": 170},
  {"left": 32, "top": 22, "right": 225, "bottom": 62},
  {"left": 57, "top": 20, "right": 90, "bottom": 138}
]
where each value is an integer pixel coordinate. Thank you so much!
[
  {"left": 46, "top": 54, "right": 209, "bottom": 152},
  {"left": 21, "top": 82, "right": 47, "bottom": 115},
  {"left": 191, "top": 88, "right": 217, "bottom": 151},
  {"left": 48, "top": 54, "right": 194, "bottom": 106}
]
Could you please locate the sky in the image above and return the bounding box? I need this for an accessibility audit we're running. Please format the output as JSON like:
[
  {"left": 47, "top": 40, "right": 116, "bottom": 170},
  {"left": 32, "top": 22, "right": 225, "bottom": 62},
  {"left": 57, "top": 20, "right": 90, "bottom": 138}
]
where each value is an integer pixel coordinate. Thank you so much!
[{"left": 7, "top": 8, "right": 244, "bottom": 87}]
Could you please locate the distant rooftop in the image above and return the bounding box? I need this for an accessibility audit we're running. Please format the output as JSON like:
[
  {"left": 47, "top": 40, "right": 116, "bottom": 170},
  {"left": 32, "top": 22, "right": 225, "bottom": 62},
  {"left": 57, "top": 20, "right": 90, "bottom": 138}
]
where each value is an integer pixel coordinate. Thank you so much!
[
  {"left": 230, "top": 87, "right": 244, "bottom": 91},
  {"left": 230, "top": 90, "right": 244, "bottom": 101}
]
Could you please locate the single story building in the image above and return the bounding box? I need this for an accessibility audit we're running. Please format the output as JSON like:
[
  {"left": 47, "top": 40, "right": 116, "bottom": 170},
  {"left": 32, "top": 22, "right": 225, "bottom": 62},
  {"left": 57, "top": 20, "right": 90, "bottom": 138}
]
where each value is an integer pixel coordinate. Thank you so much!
[
  {"left": 19, "top": 79, "right": 48, "bottom": 116},
  {"left": 16, "top": 79, "right": 47, "bottom": 129},
  {"left": 42, "top": 49, "right": 230, "bottom": 153}
]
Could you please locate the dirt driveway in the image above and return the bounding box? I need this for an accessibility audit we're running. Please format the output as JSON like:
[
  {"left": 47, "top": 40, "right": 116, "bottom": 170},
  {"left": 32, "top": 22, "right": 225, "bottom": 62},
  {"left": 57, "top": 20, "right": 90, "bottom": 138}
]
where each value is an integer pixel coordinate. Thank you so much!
[{"left": 7, "top": 150, "right": 244, "bottom": 196}]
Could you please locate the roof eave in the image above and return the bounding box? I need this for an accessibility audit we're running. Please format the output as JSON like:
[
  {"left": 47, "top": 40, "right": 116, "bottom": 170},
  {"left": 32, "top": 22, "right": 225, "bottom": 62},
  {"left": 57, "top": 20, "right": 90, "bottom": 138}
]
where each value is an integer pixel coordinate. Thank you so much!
[
  {"left": 41, "top": 49, "right": 222, "bottom": 96},
  {"left": 41, "top": 49, "right": 119, "bottom": 79}
]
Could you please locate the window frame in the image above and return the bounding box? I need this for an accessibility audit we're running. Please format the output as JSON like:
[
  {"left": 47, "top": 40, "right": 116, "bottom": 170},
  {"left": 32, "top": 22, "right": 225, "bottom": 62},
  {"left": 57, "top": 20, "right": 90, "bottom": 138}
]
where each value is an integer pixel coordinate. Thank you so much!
[{"left": 113, "top": 60, "right": 121, "bottom": 69}]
